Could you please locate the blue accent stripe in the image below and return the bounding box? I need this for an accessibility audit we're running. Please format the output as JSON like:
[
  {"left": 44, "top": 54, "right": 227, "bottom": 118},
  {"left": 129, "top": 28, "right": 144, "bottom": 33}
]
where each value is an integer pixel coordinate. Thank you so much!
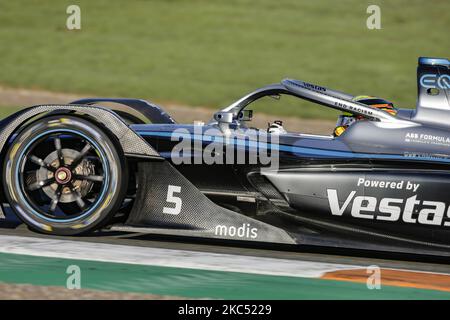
[
  {"left": 419, "top": 57, "right": 450, "bottom": 67},
  {"left": 138, "top": 131, "right": 450, "bottom": 163}
]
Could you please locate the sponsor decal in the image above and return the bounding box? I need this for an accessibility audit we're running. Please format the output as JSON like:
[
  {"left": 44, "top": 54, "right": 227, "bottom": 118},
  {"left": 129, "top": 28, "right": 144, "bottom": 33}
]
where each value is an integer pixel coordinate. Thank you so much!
[
  {"left": 301, "top": 82, "right": 327, "bottom": 92},
  {"left": 327, "top": 177, "right": 450, "bottom": 226},
  {"left": 214, "top": 223, "right": 258, "bottom": 239},
  {"left": 334, "top": 102, "right": 374, "bottom": 116},
  {"left": 405, "top": 132, "right": 450, "bottom": 147},
  {"left": 403, "top": 152, "right": 450, "bottom": 160},
  {"left": 357, "top": 177, "right": 420, "bottom": 192},
  {"left": 420, "top": 74, "right": 450, "bottom": 90}
]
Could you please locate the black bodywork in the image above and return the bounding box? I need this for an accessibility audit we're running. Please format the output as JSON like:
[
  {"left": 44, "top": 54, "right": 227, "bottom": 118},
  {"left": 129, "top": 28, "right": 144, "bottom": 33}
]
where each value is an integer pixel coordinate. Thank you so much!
[{"left": 1, "top": 57, "right": 450, "bottom": 257}]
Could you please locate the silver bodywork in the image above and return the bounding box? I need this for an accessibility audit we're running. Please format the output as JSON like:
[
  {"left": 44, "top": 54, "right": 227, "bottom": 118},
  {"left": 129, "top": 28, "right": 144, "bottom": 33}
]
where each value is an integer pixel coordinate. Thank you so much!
[{"left": 212, "top": 57, "right": 450, "bottom": 160}]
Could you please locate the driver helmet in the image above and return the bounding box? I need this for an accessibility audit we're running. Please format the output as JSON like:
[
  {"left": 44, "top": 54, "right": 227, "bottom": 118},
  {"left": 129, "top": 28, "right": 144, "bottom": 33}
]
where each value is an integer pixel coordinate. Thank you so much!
[{"left": 334, "top": 95, "right": 397, "bottom": 137}]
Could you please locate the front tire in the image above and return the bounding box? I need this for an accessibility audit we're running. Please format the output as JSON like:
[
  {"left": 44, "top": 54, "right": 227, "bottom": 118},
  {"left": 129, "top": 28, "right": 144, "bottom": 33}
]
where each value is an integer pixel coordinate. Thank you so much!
[{"left": 3, "top": 115, "right": 128, "bottom": 235}]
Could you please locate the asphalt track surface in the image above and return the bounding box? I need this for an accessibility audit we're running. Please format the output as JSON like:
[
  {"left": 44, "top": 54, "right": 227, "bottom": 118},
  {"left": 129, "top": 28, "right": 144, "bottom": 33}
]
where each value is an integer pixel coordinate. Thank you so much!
[
  {"left": 3, "top": 222, "right": 450, "bottom": 299},
  {"left": 1, "top": 222, "right": 449, "bottom": 275}
]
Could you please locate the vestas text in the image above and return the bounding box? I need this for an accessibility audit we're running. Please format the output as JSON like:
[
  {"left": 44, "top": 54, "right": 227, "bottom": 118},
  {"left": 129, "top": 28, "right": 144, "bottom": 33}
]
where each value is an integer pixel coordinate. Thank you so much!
[{"left": 327, "top": 189, "right": 450, "bottom": 226}]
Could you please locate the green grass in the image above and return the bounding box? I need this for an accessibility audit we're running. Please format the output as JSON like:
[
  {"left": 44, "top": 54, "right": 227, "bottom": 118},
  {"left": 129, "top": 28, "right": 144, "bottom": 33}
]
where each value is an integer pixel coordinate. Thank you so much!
[
  {"left": 0, "top": 107, "right": 22, "bottom": 118},
  {"left": 0, "top": 0, "right": 448, "bottom": 119}
]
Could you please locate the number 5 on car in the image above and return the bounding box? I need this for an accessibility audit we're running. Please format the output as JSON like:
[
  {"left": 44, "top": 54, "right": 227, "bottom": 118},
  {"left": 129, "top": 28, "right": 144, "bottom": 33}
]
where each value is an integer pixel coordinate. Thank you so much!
[{"left": 163, "top": 185, "right": 182, "bottom": 215}]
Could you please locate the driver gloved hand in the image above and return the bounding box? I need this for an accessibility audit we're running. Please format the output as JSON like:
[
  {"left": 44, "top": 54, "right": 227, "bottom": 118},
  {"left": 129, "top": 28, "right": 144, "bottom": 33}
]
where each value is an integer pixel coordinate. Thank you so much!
[{"left": 268, "top": 120, "right": 287, "bottom": 134}]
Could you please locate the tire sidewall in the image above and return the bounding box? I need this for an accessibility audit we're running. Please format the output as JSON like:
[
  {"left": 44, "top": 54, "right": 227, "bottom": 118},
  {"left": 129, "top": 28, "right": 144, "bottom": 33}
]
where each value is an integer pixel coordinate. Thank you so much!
[{"left": 3, "top": 115, "right": 127, "bottom": 235}]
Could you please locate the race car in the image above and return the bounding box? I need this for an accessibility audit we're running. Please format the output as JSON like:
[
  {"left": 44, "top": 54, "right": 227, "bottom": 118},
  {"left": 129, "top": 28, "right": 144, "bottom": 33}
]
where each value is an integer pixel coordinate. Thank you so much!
[{"left": 1, "top": 57, "right": 449, "bottom": 257}]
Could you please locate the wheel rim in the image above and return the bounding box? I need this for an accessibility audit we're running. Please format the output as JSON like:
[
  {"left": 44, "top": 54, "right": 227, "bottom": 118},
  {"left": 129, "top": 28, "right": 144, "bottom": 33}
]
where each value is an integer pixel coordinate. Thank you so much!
[{"left": 15, "top": 129, "right": 110, "bottom": 222}]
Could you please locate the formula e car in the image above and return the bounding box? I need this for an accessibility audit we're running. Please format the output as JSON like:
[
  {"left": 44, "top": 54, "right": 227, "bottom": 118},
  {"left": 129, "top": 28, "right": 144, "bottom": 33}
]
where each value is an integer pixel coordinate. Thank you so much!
[{"left": 1, "top": 57, "right": 449, "bottom": 256}]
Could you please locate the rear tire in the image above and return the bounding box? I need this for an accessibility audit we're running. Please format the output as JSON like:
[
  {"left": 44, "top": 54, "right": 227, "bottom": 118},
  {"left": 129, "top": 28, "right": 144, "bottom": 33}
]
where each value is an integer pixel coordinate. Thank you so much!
[{"left": 3, "top": 115, "right": 128, "bottom": 235}]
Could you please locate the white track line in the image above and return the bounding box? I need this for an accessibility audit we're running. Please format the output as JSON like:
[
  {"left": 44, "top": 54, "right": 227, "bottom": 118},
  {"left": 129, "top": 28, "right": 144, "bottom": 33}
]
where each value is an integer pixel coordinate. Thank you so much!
[{"left": 0, "top": 235, "right": 363, "bottom": 278}]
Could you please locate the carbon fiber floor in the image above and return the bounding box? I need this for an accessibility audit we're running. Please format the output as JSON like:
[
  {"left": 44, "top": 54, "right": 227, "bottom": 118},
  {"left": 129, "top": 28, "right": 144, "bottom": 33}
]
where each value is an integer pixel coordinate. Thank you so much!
[{"left": 0, "top": 223, "right": 449, "bottom": 274}]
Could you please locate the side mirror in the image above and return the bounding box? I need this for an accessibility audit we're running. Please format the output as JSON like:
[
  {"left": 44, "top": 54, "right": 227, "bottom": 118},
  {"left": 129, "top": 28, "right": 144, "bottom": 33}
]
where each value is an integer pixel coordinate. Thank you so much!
[
  {"left": 238, "top": 110, "right": 253, "bottom": 121},
  {"left": 213, "top": 111, "right": 234, "bottom": 123}
]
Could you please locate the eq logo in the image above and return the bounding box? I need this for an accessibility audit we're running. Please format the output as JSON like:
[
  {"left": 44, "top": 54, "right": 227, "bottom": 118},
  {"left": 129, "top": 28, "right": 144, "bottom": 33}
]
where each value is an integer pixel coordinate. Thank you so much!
[{"left": 420, "top": 74, "right": 450, "bottom": 90}]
